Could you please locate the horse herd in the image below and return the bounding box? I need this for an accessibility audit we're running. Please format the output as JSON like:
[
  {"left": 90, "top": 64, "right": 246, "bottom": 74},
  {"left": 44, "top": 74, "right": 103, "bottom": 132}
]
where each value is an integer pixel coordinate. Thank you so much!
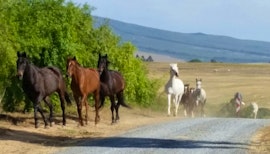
[
  {"left": 165, "top": 63, "right": 207, "bottom": 118},
  {"left": 16, "top": 52, "right": 130, "bottom": 128},
  {"left": 165, "top": 63, "right": 259, "bottom": 119},
  {"left": 16, "top": 52, "right": 258, "bottom": 128}
]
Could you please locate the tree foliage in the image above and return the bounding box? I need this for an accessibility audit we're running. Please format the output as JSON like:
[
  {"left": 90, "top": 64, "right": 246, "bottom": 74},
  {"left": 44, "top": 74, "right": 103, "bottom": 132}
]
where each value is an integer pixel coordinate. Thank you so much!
[{"left": 0, "top": 0, "right": 158, "bottom": 112}]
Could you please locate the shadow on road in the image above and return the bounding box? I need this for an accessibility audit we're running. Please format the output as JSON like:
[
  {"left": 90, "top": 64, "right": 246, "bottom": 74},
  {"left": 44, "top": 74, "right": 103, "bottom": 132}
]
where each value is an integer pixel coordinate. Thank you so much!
[{"left": 78, "top": 137, "right": 249, "bottom": 149}]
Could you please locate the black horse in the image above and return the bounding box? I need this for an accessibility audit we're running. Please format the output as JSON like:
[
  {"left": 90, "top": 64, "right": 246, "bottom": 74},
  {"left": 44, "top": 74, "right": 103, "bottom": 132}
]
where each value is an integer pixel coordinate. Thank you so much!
[
  {"left": 16, "top": 52, "right": 71, "bottom": 128},
  {"left": 97, "top": 54, "right": 130, "bottom": 124}
]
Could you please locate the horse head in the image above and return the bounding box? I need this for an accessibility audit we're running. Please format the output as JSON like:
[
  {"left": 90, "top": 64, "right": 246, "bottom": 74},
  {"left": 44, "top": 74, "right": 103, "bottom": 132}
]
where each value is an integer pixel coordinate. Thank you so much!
[
  {"left": 196, "top": 78, "right": 202, "bottom": 89},
  {"left": 170, "top": 63, "right": 179, "bottom": 77},
  {"left": 66, "top": 56, "right": 78, "bottom": 77},
  {"left": 184, "top": 84, "right": 190, "bottom": 94},
  {"left": 16, "top": 51, "right": 28, "bottom": 79},
  {"left": 97, "top": 53, "right": 110, "bottom": 75}
]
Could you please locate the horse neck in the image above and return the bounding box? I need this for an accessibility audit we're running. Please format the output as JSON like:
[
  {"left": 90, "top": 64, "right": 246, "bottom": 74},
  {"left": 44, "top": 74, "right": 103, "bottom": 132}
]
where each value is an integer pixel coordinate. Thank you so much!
[
  {"left": 170, "top": 74, "right": 180, "bottom": 83},
  {"left": 100, "top": 68, "right": 110, "bottom": 82},
  {"left": 70, "top": 64, "right": 83, "bottom": 82},
  {"left": 196, "top": 83, "right": 202, "bottom": 89},
  {"left": 23, "top": 63, "right": 39, "bottom": 83}
]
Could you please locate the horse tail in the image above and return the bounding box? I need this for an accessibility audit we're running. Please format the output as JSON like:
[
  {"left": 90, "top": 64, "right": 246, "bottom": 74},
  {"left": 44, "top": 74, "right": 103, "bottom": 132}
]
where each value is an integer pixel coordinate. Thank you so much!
[
  {"left": 118, "top": 91, "right": 131, "bottom": 109},
  {"left": 64, "top": 92, "right": 72, "bottom": 106},
  {"left": 98, "top": 96, "right": 105, "bottom": 109}
]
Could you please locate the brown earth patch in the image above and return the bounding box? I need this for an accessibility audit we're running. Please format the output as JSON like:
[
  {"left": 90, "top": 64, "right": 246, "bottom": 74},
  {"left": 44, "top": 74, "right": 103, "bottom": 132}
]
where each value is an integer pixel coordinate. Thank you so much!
[
  {"left": 250, "top": 125, "right": 270, "bottom": 153},
  {"left": 0, "top": 106, "right": 178, "bottom": 154}
]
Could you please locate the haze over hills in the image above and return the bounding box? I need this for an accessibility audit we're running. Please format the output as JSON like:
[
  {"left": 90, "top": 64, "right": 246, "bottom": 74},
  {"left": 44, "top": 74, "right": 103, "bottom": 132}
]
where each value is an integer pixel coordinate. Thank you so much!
[{"left": 94, "top": 16, "right": 270, "bottom": 63}]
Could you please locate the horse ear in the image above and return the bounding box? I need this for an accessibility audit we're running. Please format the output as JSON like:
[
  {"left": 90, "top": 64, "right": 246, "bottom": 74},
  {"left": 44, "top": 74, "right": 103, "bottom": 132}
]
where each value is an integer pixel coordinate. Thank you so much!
[
  {"left": 73, "top": 56, "right": 76, "bottom": 60},
  {"left": 99, "top": 53, "right": 101, "bottom": 58},
  {"left": 105, "top": 54, "right": 107, "bottom": 58},
  {"left": 17, "top": 51, "right": 21, "bottom": 57}
]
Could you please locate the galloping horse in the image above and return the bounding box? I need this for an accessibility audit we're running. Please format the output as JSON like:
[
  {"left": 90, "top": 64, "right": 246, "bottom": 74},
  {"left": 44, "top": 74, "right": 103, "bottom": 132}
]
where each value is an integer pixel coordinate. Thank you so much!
[
  {"left": 16, "top": 52, "right": 71, "bottom": 128},
  {"left": 165, "top": 63, "right": 184, "bottom": 116},
  {"left": 66, "top": 57, "right": 100, "bottom": 126},
  {"left": 97, "top": 54, "right": 130, "bottom": 124},
  {"left": 180, "top": 84, "right": 195, "bottom": 117},
  {"left": 191, "top": 78, "right": 207, "bottom": 117}
]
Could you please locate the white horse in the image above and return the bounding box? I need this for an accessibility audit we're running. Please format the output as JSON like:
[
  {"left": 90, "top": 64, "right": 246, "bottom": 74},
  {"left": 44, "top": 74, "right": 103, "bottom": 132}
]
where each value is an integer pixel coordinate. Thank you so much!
[
  {"left": 191, "top": 78, "right": 207, "bottom": 117},
  {"left": 165, "top": 63, "right": 184, "bottom": 116},
  {"left": 251, "top": 102, "right": 259, "bottom": 119}
]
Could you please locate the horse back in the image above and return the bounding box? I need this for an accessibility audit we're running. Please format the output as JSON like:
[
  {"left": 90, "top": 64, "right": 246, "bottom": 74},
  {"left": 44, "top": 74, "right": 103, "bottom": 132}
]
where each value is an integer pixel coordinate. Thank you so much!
[
  {"left": 109, "top": 70, "right": 125, "bottom": 90},
  {"left": 23, "top": 65, "right": 64, "bottom": 98}
]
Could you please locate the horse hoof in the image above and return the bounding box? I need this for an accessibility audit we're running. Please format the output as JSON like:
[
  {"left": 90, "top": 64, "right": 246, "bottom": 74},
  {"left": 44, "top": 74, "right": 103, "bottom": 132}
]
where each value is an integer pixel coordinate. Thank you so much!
[{"left": 44, "top": 125, "right": 49, "bottom": 129}]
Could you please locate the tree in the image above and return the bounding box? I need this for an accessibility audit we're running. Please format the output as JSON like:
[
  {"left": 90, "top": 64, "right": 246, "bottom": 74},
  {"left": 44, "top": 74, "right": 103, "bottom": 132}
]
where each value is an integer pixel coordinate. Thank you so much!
[{"left": 0, "top": 0, "right": 158, "bottom": 112}]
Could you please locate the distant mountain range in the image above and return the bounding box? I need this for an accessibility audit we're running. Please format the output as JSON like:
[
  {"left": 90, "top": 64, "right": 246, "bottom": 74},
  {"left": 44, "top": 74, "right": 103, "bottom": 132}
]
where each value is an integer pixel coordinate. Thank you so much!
[{"left": 94, "top": 16, "right": 270, "bottom": 63}]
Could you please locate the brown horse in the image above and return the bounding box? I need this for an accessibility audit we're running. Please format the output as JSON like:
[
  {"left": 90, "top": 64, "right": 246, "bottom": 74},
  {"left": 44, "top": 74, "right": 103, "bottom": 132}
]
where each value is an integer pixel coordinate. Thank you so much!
[
  {"left": 97, "top": 54, "right": 130, "bottom": 124},
  {"left": 66, "top": 57, "right": 100, "bottom": 126}
]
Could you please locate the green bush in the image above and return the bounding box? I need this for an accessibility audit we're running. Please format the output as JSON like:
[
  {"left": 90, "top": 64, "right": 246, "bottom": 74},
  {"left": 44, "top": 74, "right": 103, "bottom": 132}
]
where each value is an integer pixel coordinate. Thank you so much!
[{"left": 0, "top": 0, "right": 158, "bottom": 112}]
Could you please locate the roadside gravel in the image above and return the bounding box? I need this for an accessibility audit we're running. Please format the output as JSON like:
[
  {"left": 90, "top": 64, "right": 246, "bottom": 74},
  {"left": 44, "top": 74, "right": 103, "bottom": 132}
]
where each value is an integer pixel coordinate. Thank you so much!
[{"left": 57, "top": 117, "right": 270, "bottom": 154}]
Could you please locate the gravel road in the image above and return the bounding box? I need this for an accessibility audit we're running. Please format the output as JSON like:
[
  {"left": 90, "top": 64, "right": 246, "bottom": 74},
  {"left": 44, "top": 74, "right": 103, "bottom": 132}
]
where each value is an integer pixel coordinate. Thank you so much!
[{"left": 57, "top": 117, "right": 270, "bottom": 154}]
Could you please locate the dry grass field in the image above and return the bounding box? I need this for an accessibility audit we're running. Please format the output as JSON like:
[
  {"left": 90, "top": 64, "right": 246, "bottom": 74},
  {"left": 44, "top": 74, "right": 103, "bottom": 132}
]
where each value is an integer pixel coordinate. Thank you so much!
[
  {"left": 1, "top": 61, "right": 270, "bottom": 153},
  {"left": 147, "top": 62, "right": 270, "bottom": 153},
  {"left": 147, "top": 62, "right": 270, "bottom": 115}
]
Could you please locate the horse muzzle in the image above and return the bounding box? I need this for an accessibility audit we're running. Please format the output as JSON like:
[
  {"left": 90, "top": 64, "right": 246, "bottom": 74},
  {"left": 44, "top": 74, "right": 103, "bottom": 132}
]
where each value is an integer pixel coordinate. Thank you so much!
[{"left": 17, "top": 72, "right": 23, "bottom": 80}]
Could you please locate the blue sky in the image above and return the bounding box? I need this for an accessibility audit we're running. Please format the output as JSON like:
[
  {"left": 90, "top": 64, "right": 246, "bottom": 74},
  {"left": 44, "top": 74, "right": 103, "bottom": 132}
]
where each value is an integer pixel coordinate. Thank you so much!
[{"left": 72, "top": 0, "right": 270, "bottom": 42}]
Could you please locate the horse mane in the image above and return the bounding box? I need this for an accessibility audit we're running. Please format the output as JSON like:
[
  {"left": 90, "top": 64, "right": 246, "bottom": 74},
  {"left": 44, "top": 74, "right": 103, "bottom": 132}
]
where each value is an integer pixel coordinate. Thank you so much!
[
  {"left": 46, "top": 66, "right": 62, "bottom": 77},
  {"left": 67, "top": 57, "right": 81, "bottom": 66}
]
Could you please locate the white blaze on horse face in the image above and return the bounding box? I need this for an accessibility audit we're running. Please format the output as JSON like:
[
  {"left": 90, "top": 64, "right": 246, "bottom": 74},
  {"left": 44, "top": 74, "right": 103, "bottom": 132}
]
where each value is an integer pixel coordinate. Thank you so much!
[
  {"left": 170, "top": 63, "right": 179, "bottom": 76},
  {"left": 196, "top": 80, "right": 202, "bottom": 89}
]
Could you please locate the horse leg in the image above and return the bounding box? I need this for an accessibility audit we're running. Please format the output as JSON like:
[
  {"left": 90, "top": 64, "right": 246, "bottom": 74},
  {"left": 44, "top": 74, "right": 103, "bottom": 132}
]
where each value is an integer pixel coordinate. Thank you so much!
[
  {"left": 167, "top": 94, "right": 171, "bottom": 116},
  {"left": 44, "top": 96, "right": 53, "bottom": 127},
  {"left": 35, "top": 103, "right": 48, "bottom": 128},
  {"left": 173, "top": 96, "right": 178, "bottom": 116},
  {"left": 81, "top": 95, "right": 89, "bottom": 125},
  {"left": 109, "top": 96, "right": 116, "bottom": 123},
  {"left": 33, "top": 103, "right": 39, "bottom": 128},
  {"left": 176, "top": 94, "right": 183, "bottom": 116},
  {"left": 74, "top": 95, "right": 83, "bottom": 126},
  {"left": 33, "top": 95, "right": 48, "bottom": 128},
  {"left": 58, "top": 91, "right": 67, "bottom": 126},
  {"left": 93, "top": 91, "right": 100, "bottom": 125}
]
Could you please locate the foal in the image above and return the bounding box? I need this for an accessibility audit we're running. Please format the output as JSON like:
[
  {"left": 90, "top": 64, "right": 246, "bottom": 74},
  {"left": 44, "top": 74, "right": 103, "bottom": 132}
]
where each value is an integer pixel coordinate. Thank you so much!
[
  {"left": 191, "top": 78, "right": 207, "bottom": 117},
  {"left": 66, "top": 57, "right": 100, "bottom": 126}
]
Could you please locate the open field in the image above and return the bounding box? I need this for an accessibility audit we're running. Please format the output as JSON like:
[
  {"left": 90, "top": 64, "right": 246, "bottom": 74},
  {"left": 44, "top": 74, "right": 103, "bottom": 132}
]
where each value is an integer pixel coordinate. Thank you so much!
[
  {"left": 147, "top": 62, "right": 270, "bottom": 117},
  {"left": 1, "top": 62, "right": 270, "bottom": 153}
]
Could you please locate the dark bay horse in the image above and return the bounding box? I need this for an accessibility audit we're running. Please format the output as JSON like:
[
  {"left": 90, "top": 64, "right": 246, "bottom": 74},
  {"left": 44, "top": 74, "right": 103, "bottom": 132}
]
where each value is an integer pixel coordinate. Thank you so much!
[
  {"left": 16, "top": 52, "right": 71, "bottom": 128},
  {"left": 66, "top": 57, "right": 100, "bottom": 126},
  {"left": 97, "top": 54, "right": 130, "bottom": 124}
]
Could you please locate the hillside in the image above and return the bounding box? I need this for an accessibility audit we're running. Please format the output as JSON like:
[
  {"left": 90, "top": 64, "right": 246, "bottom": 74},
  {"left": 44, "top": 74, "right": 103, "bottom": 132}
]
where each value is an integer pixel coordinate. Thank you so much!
[{"left": 94, "top": 16, "right": 270, "bottom": 63}]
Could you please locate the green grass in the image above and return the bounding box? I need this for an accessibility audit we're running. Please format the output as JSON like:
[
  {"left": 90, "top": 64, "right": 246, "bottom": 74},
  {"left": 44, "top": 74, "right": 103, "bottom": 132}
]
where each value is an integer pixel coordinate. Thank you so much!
[{"left": 145, "top": 62, "right": 270, "bottom": 118}]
